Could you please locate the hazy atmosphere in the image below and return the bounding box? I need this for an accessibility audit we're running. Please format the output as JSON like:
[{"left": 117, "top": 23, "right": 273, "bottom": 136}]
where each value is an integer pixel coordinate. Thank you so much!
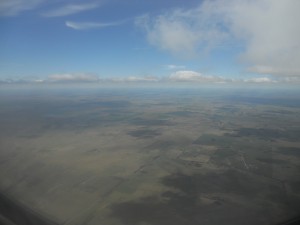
[{"left": 0, "top": 1, "right": 300, "bottom": 225}]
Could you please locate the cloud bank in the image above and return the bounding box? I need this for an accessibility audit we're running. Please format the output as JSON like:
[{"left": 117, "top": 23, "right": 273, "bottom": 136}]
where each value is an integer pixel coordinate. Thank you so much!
[
  {"left": 2, "top": 70, "right": 289, "bottom": 85},
  {"left": 136, "top": 0, "right": 300, "bottom": 77}
]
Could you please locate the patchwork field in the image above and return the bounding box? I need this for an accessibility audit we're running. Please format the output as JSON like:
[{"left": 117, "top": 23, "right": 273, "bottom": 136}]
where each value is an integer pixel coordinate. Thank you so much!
[{"left": 0, "top": 86, "right": 299, "bottom": 225}]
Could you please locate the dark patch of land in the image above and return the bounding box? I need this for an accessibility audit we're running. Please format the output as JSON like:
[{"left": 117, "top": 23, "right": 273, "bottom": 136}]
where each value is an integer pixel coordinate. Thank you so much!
[
  {"left": 193, "top": 134, "right": 236, "bottom": 146},
  {"left": 129, "top": 117, "right": 173, "bottom": 126},
  {"left": 225, "top": 95, "right": 300, "bottom": 108},
  {"left": 0, "top": 192, "right": 58, "bottom": 225},
  {"left": 127, "top": 129, "right": 161, "bottom": 138},
  {"left": 256, "top": 157, "right": 286, "bottom": 164},
  {"left": 278, "top": 147, "right": 300, "bottom": 157},
  {"left": 166, "top": 110, "right": 196, "bottom": 117},
  {"left": 110, "top": 170, "right": 292, "bottom": 225},
  {"left": 228, "top": 128, "right": 300, "bottom": 141}
]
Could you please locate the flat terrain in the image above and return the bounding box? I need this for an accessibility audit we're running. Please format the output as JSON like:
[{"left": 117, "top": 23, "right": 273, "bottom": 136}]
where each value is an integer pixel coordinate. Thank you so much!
[{"left": 0, "top": 86, "right": 299, "bottom": 225}]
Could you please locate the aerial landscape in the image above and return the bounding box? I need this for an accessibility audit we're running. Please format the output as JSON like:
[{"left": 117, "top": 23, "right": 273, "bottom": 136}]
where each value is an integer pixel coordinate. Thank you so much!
[
  {"left": 0, "top": 85, "right": 299, "bottom": 225},
  {"left": 1, "top": 0, "right": 300, "bottom": 224}
]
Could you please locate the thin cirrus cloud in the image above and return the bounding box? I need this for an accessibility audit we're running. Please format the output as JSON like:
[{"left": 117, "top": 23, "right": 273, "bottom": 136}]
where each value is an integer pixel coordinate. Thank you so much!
[
  {"left": 136, "top": 0, "right": 300, "bottom": 77},
  {"left": 0, "top": 0, "right": 44, "bottom": 16},
  {"left": 42, "top": 2, "right": 99, "bottom": 17},
  {"left": 66, "top": 20, "right": 124, "bottom": 30}
]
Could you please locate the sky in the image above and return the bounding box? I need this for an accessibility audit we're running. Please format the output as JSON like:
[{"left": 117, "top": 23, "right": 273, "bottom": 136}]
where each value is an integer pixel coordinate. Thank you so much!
[{"left": 0, "top": 0, "right": 299, "bottom": 84}]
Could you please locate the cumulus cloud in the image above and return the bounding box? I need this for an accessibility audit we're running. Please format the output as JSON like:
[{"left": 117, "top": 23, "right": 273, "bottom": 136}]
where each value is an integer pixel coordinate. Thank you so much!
[
  {"left": 136, "top": 0, "right": 300, "bottom": 76},
  {"left": 48, "top": 73, "right": 99, "bottom": 83},
  {"left": 226, "top": 0, "right": 300, "bottom": 77},
  {"left": 66, "top": 20, "right": 123, "bottom": 30},
  {"left": 136, "top": 12, "right": 227, "bottom": 57},
  {"left": 169, "top": 70, "right": 226, "bottom": 83},
  {"left": 0, "top": 0, "right": 44, "bottom": 16},
  {"left": 42, "top": 2, "right": 99, "bottom": 17}
]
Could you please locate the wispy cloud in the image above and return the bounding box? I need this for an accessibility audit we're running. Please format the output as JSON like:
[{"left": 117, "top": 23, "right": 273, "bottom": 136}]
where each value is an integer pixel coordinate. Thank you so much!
[
  {"left": 48, "top": 73, "right": 99, "bottom": 83},
  {"left": 46, "top": 74, "right": 159, "bottom": 83},
  {"left": 66, "top": 20, "right": 124, "bottom": 30},
  {"left": 0, "top": 0, "right": 44, "bottom": 16},
  {"left": 42, "top": 2, "right": 99, "bottom": 17},
  {"left": 169, "top": 70, "right": 227, "bottom": 83},
  {"left": 165, "top": 64, "right": 186, "bottom": 70},
  {"left": 136, "top": 0, "right": 300, "bottom": 77},
  {"left": 110, "top": 76, "right": 159, "bottom": 82}
]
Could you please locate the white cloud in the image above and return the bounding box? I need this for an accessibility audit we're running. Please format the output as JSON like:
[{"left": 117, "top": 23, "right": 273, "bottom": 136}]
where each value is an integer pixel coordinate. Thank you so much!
[
  {"left": 110, "top": 76, "right": 158, "bottom": 82},
  {"left": 225, "top": 0, "right": 300, "bottom": 77},
  {"left": 47, "top": 74, "right": 158, "bottom": 83},
  {"left": 42, "top": 2, "right": 99, "bottom": 17},
  {"left": 247, "top": 65, "right": 300, "bottom": 77},
  {"left": 281, "top": 76, "right": 300, "bottom": 83},
  {"left": 136, "top": 12, "right": 227, "bottom": 57},
  {"left": 244, "top": 77, "right": 276, "bottom": 83},
  {"left": 136, "top": 0, "right": 300, "bottom": 76},
  {"left": 126, "top": 76, "right": 158, "bottom": 82},
  {"left": 0, "top": 0, "right": 44, "bottom": 16},
  {"left": 169, "top": 70, "right": 226, "bottom": 83},
  {"left": 2, "top": 71, "right": 297, "bottom": 85},
  {"left": 0, "top": 1, "right": 100, "bottom": 17},
  {"left": 66, "top": 20, "right": 123, "bottom": 30},
  {"left": 48, "top": 73, "right": 99, "bottom": 82},
  {"left": 165, "top": 64, "right": 186, "bottom": 70}
]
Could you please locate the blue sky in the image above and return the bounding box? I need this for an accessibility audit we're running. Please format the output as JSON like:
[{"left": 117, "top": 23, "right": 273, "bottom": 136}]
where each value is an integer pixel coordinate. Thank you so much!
[{"left": 0, "top": 0, "right": 299, "bottom": 84}]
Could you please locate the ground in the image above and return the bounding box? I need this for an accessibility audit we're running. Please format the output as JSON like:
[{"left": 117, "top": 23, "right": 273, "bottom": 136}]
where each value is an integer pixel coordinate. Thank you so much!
[{"left": 0, "top": 85, "right": 299, "bottom": 225}]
